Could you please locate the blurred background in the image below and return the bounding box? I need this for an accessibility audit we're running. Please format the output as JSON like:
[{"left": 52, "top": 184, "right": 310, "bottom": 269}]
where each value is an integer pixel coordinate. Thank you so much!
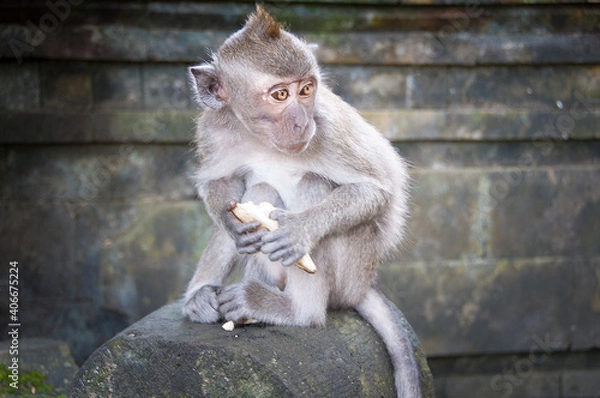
[{"left": 1, "top": 0, "right": 598, "bottom": 396}]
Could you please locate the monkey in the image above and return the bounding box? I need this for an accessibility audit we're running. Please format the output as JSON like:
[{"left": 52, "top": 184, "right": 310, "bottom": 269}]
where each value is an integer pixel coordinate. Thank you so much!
[{"left": 182, "top": 6, "right": 428, "bottom": 397}]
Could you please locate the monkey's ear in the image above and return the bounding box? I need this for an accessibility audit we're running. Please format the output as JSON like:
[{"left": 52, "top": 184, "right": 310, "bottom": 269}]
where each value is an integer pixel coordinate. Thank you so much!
[{"left": 189, "top": 64, "right": 228, "bottom": 110}]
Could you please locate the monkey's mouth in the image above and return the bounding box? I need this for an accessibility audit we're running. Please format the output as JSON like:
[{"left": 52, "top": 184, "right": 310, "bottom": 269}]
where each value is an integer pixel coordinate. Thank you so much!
[{"left": 277, "top": 141, "right": 309, "bottom": 154}]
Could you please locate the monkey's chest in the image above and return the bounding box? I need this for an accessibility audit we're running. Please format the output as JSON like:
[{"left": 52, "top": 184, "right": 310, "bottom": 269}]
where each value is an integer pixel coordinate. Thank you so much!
[{"left": 245, "top": 160, "right": 307, "bottom": 210}]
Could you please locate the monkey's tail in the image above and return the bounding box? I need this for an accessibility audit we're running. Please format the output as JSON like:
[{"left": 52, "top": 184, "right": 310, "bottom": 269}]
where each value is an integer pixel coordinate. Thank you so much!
[{"left": 355, "top": 287, "right": 433, "bottom": 398}]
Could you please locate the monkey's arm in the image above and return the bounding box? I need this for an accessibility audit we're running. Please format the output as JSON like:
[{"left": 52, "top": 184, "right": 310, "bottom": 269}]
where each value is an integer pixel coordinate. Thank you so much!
[
  {"left": 202, "top": 176, "right": 267, "bottom": 254},
  {"left": 262, "top": 180, "right": 391, "bottom": 266},
  {"left": 182, "top": 229, "right": 235, "bottom": 323}
]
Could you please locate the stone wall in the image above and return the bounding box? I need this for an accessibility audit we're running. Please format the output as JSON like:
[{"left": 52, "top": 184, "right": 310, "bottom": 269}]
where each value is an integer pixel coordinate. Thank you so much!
[{"left": 1, "top": 1, "right": 599, "bottom": 396}]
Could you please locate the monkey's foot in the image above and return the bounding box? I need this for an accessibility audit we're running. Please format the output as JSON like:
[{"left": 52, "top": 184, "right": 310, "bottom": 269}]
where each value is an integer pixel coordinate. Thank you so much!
[
  {"left": 218, "top": 281, "right": 293, "bottom": 325},
  {"left": 182, "top": 285, "right": 221, "bottom": 323}
]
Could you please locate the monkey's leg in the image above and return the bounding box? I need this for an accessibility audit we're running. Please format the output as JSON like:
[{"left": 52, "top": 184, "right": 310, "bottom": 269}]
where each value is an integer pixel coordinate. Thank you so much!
[
  {"left": 182, "top": 229, "right": 238, "bottom": 323},
  {"left": 355, "top": 287, "right": 424, "bottom": 398}
]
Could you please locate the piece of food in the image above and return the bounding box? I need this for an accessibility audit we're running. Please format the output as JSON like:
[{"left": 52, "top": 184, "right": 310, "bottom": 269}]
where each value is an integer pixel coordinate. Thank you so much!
[
  {"left": 222, "top": 320, "right": 235, "bottom": 332},
  {"left": 230, "top": 201, "right": 317, "bottom": 274},
  {"left": 222, "top": 318, "right": 259, "bottom": 332}
]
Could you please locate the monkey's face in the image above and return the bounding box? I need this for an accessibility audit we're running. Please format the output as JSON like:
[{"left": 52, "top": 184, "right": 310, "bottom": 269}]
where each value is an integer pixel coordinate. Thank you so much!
[{"left": 233, "top": 77, "right": 318, "bottom": 155}]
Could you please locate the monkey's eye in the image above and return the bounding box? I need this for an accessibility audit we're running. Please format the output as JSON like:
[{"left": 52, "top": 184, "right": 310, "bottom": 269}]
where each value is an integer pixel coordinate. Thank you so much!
[
  {"left": 299, "top": 83, "right": 314, "bottom": 97},
  {"left": 271, "top": 89, "right": 289, "bottom": 101}
]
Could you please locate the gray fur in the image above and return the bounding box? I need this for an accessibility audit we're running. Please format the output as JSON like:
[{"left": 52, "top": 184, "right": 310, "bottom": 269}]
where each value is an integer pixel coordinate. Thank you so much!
[{"left": 182, "top": 6, "right": 421, "bottom": 397}]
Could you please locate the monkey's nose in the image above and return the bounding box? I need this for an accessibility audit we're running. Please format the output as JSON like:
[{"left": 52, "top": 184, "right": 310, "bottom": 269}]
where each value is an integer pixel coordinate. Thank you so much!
[
  {"left": 294, "top": 120, "right": 306, "bottom": 130},
  {"left": 293, "top": 122, "right": 308, "bottom": 138}
]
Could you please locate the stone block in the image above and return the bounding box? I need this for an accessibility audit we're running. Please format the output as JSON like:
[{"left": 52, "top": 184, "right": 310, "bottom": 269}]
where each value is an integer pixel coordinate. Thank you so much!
[
  {"left": 455, "top": 109, "right": 599, "bottom": 141},
  {"left": 92, "top": 110, "right": 196, "bottom": 142},
  {"left": 146, "top": 3, "right": 249, "bottom": 31},
  {"left": 70, "top": 301, "right": 434, "bottom": 397},
  {"left": 40, "top": 62, "right": 92, "bottom": 110},
  {"left": 144, "top": 29, "right": 226, "bottom": 62},
  {"left": 380, "top": 259, "right": 572, "bottom": 356},
  {"left": 447, "top": 66, "right": 600, "bottom": 110},
  {"left": 472, "top": 33, "right": 599, "bottom": 66},
  {"left": 362, "top": 109, "right": 446, "bottom": 141},
  {"left": 5, "top": 145, "right": 196, "bottom": 202},
  {"left": 571, "top": 258, "right": 600, "bottom": 350},
  {"left": 100, "top": 202, "right": 212, "bottom": 323},
  {"left": 0, "top": 111, "right": 95, "bottom": 143},
  {"left": 0, "top": 62, "right": 40, "bottom": 110},
  {"left": 329, "top": 66, "right": 446, "bottom": 110},
  {"left": 363, "top": 109, "right": 600, "bottom": 142},
  {"left": 41, "top": 25, "right": 151, "bottom": 61},
  {"left": 0, "top": 147, "right": 7, "bottom": 200},
  {"left": 71, "top": 203, "right": 147, "bottom": 306},
  {"left": 313, "top": 31, "right": 600, "bottom": 66},
  {"left": 142, "top": 64, "right": 191, "bottom": 110},
  {"left": 328, "top": 66, "right": 409, "bottom": 110},
  {"left": 396, "top": 141, "right": 600, "bottom": 170},
  {"left": 398, "top": 169, "right": 480, "bottom": 262},
  {"left": 0, "top": 338, "right": 78, "bottom": 395},
  {"left": 0, "top": 203, "right": 76, "bottom": 300},
  {"left": 444, "top": 373, "right": 560, "bottom": 398},
  {"left": 406, "top": 67, "right": 448, "bottom": 109},
  {"left": 489, "top": 166, "right": 600, "bottom": 259},
  {"left": 91, "top": 64, "right": 142, "bottom": 110},
  {"left": 562, "top": 370, "right": 600, "bottom": 397},
  {"left": 0, "top": 108, "right": 197, "bottom": 144}
]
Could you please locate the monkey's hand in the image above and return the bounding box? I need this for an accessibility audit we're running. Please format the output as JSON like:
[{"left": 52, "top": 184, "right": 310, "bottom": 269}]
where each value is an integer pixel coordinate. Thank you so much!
[
  {"left": 182, "top": 285, "right": 222, "bottom": 324},
  {"left": 221, "top": 200, "right": 268, "bottom": 254},
  {"left": 261, "top": 210, "right": 313, "bottom": 267}
]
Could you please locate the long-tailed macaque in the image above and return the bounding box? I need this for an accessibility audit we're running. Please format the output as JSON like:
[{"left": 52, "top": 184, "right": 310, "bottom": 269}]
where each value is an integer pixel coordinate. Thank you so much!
[{"left": 183, "top": 6, "right": 427, "bottom": 397}]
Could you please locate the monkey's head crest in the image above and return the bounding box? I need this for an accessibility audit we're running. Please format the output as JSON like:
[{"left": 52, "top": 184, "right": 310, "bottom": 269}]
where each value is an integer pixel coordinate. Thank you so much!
[
  {"left": 215, "top": 5, "right": 317, "bottom": 79},
  {"left": 249, "top": 5, "right": 283, "bottom": 39}
]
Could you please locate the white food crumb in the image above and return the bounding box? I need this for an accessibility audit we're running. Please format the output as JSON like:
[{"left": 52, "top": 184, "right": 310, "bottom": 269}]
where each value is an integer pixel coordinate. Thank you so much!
[{"left": 222, "top": 320, "right": 235, "bottom": 332}]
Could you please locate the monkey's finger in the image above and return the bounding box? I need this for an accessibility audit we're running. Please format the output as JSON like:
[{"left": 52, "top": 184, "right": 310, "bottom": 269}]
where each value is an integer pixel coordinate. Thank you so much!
[
  {"left": 237, "top": 228, "right": 267, "bottom": 246},
  {"left": 260, "top": 227, "right": 288, "bottom": 243},
  {"left": 260, "top": 233, "right": 289, "bottom": 255},
  {"left": 230, "top": 219, "right": 262, "bottom": 235},
  {"left": 268, "top": 208, "right": 285, "bottom": 221},
  {"left": 237, "top": 241, "right": 263, "bottom": 255},
  {"left": 280, "top": 251, "right": 305, "bottom": 267},
  {"left": 266, "top": 246, "right": 301, "bottom": 266}
]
